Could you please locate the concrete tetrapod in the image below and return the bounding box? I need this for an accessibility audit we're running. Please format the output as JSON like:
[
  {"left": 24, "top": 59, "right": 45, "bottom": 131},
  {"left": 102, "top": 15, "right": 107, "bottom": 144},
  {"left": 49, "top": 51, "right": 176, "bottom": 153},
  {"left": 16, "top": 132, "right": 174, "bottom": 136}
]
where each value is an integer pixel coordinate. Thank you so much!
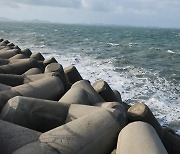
[
  {"left": 127, "top": 103, "right": 164, "bottom": 140},
  {"left": 0, "top": 89, "right": 21, "bottom": 113},
  {"left": 43, "top": 57, "right": 58, "bottom": 67},
  {"left": 14, "top": 109, "right": 126, "bottom": 154},
  {"left": 14, "top": 45, "right": 21, "bottom": 50},
  {"left": 30, "top": 52, "right": 45, "bottom": 61},
  {"left": 0, "top": 72, "right": 63, "bottom": 86},
  {"left": 0, "top": 58, "right": 38, "bottom": 66},
  {"left": 9, "top": 54, "right": 28, "bottom": 60},
  {"left": 45, "top": 63, "right": 68, "bottom": 91},
  {"left": 39, "top": 109, "right": 126, "bottom": 154},
  {"left": 4, "top": 45, "right": 20, "bottom": 50},
  {"left": 0, "top": 97, "right": 116, "bottom": 132},
  {"left": 20, "top": 48, "right": 32, "bottom": 57},
  {"left": 162, "top": 128, "right": 180, "bottom": 154},
  {"left": 0, "top": 49, "right": 20, "bottom": 59},
  {"left": 93, "top": 80, "right": 130, "bottom": 110},
  {"left": 93, "top": 80, "right": 121, "bottom": 102},
  {"left": 0, "top": 120, "right": 41, "bottom": 154},
  {"left": 1, "top": 39, "right": 10, "bottom": 44},
  {"left": 65, "top": 104, "right": 108, "bottom": 123},
  {"left": 0, "top": 74, "right": 24, "bottom": 86},
  {"left": 23, "top": 72, "right": 62, "bottom": 84},
  {"left": 0, "top": 58, "right": 40, "bottom": 75},
  {"left": 113, "top": 90, "right": 131, "bottom": 110},
  {"left": 64, "top": 65, "right": 83, "bottom": 85},
  {"left": 0, "top": 76, "right": 64, "bottom": 112},
  {"left": 0, "top": 46, "right": 7, "bottom": 50},
  {"left": 95, "top": 102, "right": 127, "bottom": 116},
  {"left": 45, "top": 63, "right": 64, "bottom": 73},
  {"left": 11, "top": 76, "right": 64, "bottom": 101},
  {"left": 0, "top": 40, "right": 10, "bottom": 46},
  {"left": 7, "top": 42, "right": 15, "bottom": 47},
  {"left": 59, "top": 80, "right": 104, "bottom": 105},
  {"left": 23, "top": 68, "right": 43, "bottom": 75},
  {"left": 0, "top": 96, "right": 70, "bottom": 132},
  {"left": 0, "top": 83, "right": 11, "bottom": 91},
  {"left": 116, "top": 121, "right": 168, "bottom": 154},
  {"left": 0, "top": 58, "right": 9, "bottom": 65}
]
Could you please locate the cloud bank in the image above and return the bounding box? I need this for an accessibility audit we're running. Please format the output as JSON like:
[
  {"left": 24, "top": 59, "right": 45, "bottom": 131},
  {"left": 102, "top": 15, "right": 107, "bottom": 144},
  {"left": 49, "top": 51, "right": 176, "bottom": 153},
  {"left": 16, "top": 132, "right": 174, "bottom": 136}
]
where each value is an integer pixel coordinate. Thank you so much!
[
  {"left": 1, "top": 0, "right": 180, "bottom": 13},
  {"left": 0, "top": 0, "right": 179, "bottom": 28}
]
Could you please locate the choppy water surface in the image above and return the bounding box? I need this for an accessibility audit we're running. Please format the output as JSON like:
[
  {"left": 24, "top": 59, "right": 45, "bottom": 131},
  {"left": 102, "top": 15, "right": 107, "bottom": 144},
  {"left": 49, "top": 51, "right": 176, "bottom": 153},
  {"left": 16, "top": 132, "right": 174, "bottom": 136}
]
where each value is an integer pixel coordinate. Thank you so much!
[{"left": 0, "top": 22, "right": 180, "bottom": 133}]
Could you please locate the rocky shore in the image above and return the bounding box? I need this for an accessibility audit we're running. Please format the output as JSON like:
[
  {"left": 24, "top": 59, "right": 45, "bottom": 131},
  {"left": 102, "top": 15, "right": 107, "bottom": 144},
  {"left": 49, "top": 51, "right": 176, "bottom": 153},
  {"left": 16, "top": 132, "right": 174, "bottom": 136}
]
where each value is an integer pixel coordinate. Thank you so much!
[{"left": 0, "top": 38, "right": 179, "bottom": 154}]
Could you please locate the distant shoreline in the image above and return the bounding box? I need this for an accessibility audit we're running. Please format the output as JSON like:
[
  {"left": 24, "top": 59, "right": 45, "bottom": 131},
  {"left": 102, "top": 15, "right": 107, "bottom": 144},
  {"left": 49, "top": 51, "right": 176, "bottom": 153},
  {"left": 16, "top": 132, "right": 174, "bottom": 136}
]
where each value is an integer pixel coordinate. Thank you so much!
[{"left": 0, "top": 18, "right": 180, "bottom": 30}]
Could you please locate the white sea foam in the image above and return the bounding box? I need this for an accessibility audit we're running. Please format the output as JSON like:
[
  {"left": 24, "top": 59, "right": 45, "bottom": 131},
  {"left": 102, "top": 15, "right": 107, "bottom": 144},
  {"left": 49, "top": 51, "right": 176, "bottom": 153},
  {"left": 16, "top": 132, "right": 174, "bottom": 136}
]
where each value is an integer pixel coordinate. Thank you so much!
[
  {"left": 12, "top": 41, "right": 180, "bottom": 134},
  {"left": 107, "top": 42, "right": 119, "bottom": 47},
  {"left": 40, "top": 45, "right": 45, "bottom": 48},
  {"left": 48, "top": 50, "right": 180, "bottom": 133},
  {"left": 167, "top": 49, "right": 175, "bottom": 54},
  {"left": 128, "top": 42, "right": 139, "bottom": 47}
]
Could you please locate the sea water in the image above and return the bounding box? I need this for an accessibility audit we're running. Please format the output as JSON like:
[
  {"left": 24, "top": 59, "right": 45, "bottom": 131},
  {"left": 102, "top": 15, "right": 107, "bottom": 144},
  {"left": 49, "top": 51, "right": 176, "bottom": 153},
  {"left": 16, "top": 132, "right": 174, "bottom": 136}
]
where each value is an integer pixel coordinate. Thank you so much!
[{"left": 0, "top": 22, "right": 179, "bottom": 134}]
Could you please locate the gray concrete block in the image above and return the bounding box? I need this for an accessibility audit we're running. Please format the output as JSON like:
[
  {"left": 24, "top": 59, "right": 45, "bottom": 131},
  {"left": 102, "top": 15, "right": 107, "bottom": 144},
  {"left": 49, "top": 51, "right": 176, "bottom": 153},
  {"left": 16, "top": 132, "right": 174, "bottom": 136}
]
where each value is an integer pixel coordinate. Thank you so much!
[
  {"left": 23, "top": 68, "right": 43, "bottom": 75},
  {"left": 11, "top": 76, "right": 64, "bottom": 100},
  {"left": 45, "top": 63, "right": 68, "bottom": 90},
  {"left": 127, "top": 103, "right": 164, "bottom": 140},
  {"left": 64, "top": 65, "right": 83, "bottom": 85},
  {"left": 0, "top": 40, "right": 9, "bottom": 46},
  {"left": 7, "top": 42, "right": 15, "bottom": 47},
  {"left": 116, "top": 121, "right": 168, "bottom": 154},
  {"left": 30, "top": 52, "right": 44, "bottom": 61},
  {"left": 45, "top": 63, "right": 63, "bottom": 73},
  {"left": 0, "top": 58, "right": 40, "bottom": 75},
  {"left": 1, "top": 72, "right": 55, "bottom": 86},
  {"left": 93, "top": 80, "right": 119, "bottom": 102},
  {"left": 0, "top": 58, "right": 9, "bottom": 66},
  {"left": 43, "top": 57, "right": 57, "bottom": 67},
  {"left": 14, "top": 45, "right": 21, "bottom": 50},
  {"left": 0, "top": 120, "right": 41, "bottom": 154},
  {"left": 0, "top": 83, "right": 11, "bottom": 91},
  {"left": 111, "top": 149, "right": 116, "bottom": 154},
  {"left": 13, "top": 142, "right": 59, "bottom": 154},
  {"left": 163, "top": 128, "right": 180, "bottom": 154},
  {"left": 59, "top": 80, "right": 104, "bottom": 105},
  {"left": 0, "top": 90, "right": 21, "bottom": 113},
  {"left": 0, "top": 74, "right": 24, "bottom": 86},
  {"left": 9, "top": 54, "right": 28, "bottom": 60},
  {"left": 1, "top": 58, "right": 37, "bottom": 66},
  {"left": 20, "top": 48, "right": 32, "bottom": 57},
  {"left": 1, "top": 96, "right": 70, "bottom": 132},
  {"left": 65, "top": 104, "right": 104, "bottom": 123},
  {"left": 95, "top": 102, "right": 126, "bottom": 112},
  {"left": 39, "top": 109, "right": 126, "bottom": 154},
  {"left": 0, "top": 76, "right": 64, "bottom": 112},
  {"left": 23, "top": 72, "right": 60, "bottom": 83},
  {"left": 0, "top": 49, "right": 20, "bottom": 59},
  {"left": 113, "top": 90, "right": 130, "bottom": 110}
]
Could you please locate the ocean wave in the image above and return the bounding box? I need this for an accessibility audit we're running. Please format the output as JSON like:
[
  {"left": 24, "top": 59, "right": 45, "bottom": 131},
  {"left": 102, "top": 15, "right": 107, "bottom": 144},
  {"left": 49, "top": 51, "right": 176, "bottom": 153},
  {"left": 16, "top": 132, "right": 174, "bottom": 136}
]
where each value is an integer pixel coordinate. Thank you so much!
[
  {"left": 42, "top": 50, "right": 180, "bottom": 134},
  {"left": 7, "top": 38, "right": 180, "bottom": 134},
  {"left": 128, "top": 42, "right": 139, "bottom": 47},
  {"left": 1, "top": 23, "right": 179, "bottom": 134},
  {"left": 107, "top": 42, "right": 119, "bottom": 47},
  {"left": 167, "top": 49, "right": 175, "bottom": 54}
]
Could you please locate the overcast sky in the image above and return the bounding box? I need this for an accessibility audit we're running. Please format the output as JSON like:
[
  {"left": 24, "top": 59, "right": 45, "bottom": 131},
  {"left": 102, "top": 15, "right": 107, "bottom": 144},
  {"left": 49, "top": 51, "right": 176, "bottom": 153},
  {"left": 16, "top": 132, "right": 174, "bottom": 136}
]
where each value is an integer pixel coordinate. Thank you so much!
[{"left": 0, "top": 0, "right": 180, "bottom": 28}]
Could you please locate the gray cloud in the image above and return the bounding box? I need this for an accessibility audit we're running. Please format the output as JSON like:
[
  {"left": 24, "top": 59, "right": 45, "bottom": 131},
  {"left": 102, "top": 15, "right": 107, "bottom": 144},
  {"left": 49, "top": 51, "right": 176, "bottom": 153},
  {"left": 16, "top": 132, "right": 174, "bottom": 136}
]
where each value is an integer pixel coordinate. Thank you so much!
[
  {"left": 0, "top": 0, "right": 179, "bottom": 28},
  {"left": 0, "top": 0, "right": 82, "bottom": 8},
  {"left": 0, "top": 0, "right": 180, "bottom": 13}
]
